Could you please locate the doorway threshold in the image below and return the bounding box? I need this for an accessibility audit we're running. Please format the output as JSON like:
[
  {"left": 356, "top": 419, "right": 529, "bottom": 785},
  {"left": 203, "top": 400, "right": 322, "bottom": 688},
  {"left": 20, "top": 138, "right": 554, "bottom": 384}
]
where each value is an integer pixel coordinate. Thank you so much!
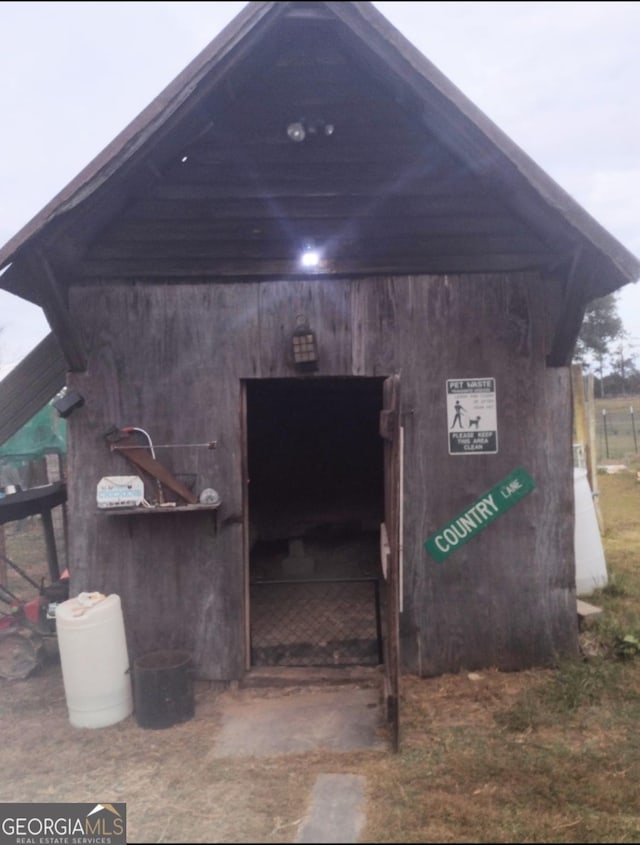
[{"left": 242, "top": 665, "right": 382, "bottom": 689}]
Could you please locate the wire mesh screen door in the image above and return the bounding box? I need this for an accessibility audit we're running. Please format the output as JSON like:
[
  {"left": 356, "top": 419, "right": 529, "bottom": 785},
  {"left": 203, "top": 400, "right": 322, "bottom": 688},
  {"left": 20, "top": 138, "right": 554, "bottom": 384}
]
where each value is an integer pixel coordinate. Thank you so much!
[{"left": 250, "top": 577, "right": 383, "bottom": 667}]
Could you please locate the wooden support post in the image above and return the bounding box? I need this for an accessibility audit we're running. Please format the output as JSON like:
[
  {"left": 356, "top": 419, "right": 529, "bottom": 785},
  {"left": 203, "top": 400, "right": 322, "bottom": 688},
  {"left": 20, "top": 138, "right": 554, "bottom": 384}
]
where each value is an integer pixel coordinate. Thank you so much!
[
  {"left": 46, "top": 453, "right": 67, "bottom": 571},
  {"left": 571, "top": 363, "right": 587, "bottom": 459},
  {"left": 17, "top": 253, "right": 87, "bottom": 373},
  {"left": 571, "top": 363, "right": 603, "bottom": 532},
  {"left": 548, "top": 249, "right": 588, "bottom": 368},
  {"left": 41, "top": 508, "right": 60, "bottom": 583},
  {"left": 586, "top": 373, "right": 604, "bottom": 532}
]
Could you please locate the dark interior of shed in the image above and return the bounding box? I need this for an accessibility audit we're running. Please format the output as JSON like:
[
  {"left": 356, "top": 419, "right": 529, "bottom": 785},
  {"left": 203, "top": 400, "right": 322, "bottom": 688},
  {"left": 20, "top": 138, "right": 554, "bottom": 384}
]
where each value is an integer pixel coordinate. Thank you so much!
[{"left": 246, "top": 377, "right": 386, "bottom": 667}]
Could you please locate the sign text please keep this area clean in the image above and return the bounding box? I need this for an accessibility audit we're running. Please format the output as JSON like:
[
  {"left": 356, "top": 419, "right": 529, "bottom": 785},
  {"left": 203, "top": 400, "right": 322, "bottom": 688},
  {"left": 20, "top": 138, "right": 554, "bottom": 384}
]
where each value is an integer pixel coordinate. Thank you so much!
[{"left": 447, "top": 378, "right": 497, "bottom": 455}]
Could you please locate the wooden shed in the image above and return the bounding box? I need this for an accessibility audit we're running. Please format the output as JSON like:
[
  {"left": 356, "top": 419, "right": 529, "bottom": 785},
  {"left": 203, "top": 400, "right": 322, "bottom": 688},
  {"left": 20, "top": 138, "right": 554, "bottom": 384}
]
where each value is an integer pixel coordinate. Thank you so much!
[{"left": 1, "top": 1, "right": 638, "bottom": 715}]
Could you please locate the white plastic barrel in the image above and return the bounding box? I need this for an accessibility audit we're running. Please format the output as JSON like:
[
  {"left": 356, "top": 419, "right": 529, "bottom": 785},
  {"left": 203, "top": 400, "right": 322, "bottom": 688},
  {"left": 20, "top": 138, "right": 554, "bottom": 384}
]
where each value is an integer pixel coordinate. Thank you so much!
[
  {"left": 574, "top": 467, "right": 608, "bottom": 596},
  {"left": 56, "top": 593, "right": 133, "bottom": 728}
]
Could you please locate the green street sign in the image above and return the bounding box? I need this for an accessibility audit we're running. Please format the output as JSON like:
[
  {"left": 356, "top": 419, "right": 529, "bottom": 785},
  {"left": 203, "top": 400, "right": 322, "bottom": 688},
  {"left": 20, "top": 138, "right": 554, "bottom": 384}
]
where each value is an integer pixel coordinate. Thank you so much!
[{"left": 424, "top": 467, "right": 536, "bottom": 562}]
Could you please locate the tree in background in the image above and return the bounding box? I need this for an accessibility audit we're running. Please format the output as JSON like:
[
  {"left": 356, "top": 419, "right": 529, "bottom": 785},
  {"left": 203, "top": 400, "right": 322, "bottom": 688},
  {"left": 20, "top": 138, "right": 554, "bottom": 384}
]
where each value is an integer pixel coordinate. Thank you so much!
[
  {"left": 601, "top": 340, "right": 640, "bottom": 396},
  {"left": 574, "top": 293, "right": 628, "bottom": 396}
]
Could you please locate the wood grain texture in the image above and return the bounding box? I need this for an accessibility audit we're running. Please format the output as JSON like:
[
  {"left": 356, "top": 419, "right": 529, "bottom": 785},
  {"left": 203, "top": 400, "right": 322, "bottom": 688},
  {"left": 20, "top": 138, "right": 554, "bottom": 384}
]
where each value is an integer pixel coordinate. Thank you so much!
[
  {"left": 395, "top": 273, "right": 577, "bottom": 675},
  {"left": 66, "top": 271, "right": 577, "bottom": 680}
]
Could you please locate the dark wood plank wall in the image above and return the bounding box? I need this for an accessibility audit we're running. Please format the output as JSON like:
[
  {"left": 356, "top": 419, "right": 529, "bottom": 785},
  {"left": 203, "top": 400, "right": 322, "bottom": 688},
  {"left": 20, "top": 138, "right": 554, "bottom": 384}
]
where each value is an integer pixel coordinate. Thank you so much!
[
  {"left": 389, "top": 276, "right": 577, "bottom": 674},
  {"left": 67, "top": 283, "right": 261, "bottom": 678},
  {"left": 66, "top": 270, "right": 576, "bottom": 680}
]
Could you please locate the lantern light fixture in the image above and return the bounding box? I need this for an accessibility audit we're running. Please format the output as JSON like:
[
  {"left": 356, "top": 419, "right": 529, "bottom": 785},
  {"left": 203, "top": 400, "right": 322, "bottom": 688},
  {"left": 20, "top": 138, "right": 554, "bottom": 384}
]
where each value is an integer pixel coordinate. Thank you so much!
[{"left": 291, "top": 315, "right": 319, "bottom": 371}]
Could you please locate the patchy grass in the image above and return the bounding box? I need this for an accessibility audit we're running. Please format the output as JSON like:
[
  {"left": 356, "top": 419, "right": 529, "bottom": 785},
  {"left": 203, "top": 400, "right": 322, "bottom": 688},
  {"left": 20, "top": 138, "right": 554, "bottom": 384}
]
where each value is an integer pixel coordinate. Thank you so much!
[
  {"left": 1, "top": 466, "right": 639, "bottom": 842},
  {"left": 361, "top": 462, "right": 640, "bottom": 843}
]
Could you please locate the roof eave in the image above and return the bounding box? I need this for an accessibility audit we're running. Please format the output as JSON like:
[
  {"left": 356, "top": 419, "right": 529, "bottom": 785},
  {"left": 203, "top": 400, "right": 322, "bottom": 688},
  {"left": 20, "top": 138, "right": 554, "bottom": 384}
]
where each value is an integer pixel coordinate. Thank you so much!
[
  {"left": 0, "top": 0, "right": 281, "bottom": 273},
  {"left": 325, "top": 1, "right": 640, "bottom": 292},
  {"left": 1, "top": 0, "right": 637, "bottom": 302}
]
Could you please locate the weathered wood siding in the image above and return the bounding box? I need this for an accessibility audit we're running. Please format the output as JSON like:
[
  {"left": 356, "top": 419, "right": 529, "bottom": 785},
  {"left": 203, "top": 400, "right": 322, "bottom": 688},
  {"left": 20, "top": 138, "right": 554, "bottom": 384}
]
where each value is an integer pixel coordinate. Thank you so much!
[{"left": 67, "top": 271, "right": 577, "bottom": 679}]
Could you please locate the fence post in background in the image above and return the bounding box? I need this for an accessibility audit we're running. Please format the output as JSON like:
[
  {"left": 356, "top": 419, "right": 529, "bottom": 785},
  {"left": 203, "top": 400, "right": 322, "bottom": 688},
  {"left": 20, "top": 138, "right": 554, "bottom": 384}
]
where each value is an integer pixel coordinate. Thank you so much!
[
  {"left": 631, "top": 406, "right": 638, "bottom": 454},
  {"left": 602, "top": 408, "right": 610, "bottom": 459}
]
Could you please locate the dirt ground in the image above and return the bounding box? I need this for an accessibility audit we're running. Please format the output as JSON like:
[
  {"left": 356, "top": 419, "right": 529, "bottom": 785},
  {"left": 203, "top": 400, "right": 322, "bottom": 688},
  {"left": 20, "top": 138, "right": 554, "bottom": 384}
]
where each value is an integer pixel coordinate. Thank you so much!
[
  {"left": 0, "top": 656, "right": 389, "bottom": 843},
  {"left": 0, "top": 651, "right": 542, "bottom": 844},
  {"left": 2, "top": 468, "right": 639, "bottom": 845},
  {"left": 3, "top": 638, "right": 640, "bottom": 844}
]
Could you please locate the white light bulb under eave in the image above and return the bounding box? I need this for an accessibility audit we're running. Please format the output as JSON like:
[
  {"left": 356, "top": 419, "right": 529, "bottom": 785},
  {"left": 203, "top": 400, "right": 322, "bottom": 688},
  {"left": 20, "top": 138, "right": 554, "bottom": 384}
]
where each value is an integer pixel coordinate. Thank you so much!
[
  {"left": 287, "top": 121, "right": 306, "bottom": 143},
  {"left": 300, "top": 249, "right": 320, "bottom": 269}
]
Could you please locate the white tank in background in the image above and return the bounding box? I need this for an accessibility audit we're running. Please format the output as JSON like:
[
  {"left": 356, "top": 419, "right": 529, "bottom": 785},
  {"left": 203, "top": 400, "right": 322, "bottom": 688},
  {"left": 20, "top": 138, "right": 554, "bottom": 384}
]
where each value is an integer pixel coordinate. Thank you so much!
[{"left": 573, "top": 467, "right": 608, "bottom": 596}]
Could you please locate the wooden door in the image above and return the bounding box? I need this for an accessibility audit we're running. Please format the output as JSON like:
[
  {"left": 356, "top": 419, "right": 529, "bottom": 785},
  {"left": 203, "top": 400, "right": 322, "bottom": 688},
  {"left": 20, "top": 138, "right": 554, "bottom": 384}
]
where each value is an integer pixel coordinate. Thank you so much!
[{"left": 380, "top": 373, "right": 401, "bottom": 752}]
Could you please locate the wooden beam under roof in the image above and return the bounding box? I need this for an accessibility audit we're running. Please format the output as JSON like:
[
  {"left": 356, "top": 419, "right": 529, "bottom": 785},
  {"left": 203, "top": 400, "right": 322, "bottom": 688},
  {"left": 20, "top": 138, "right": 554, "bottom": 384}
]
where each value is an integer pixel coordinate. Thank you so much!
[
  {"left": 547, "top": 247, "right": 591, "bottom": 367},
  {"left": 0, "top": 333, "right": 67, "bottom": 446},
  {"left": 79, "top": 252, "right": 554, "bottom": 280},
  {"left": 17, "top": 254, "right": 87, "bottom": 373}
]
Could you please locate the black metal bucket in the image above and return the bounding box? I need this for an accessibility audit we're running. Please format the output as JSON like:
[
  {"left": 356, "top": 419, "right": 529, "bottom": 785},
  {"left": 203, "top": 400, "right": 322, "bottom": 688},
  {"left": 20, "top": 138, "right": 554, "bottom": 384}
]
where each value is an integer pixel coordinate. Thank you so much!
[{"left": 133, "top": 649, "right": 194, "bottom": 729}]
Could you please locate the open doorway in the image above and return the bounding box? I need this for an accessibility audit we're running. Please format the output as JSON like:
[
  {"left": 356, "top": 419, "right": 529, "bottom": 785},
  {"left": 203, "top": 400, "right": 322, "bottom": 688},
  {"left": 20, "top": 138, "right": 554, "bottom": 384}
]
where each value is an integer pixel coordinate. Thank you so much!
[{"left": 244, "top": 377, "right": 386, "bottom": 668}]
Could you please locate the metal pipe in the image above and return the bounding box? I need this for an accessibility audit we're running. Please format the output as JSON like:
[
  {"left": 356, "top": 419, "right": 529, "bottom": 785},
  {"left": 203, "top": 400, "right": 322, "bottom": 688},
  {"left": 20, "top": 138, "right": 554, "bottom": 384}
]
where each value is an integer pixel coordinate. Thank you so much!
[
  {"left": 0, "top": 553, "right": 42, "bottom": 591},
  {"left": 122, "top": 427, "right": 163, "bottom": 503},
  {"left": 112, "top": 441, "right": 217, "bottom": 450}
]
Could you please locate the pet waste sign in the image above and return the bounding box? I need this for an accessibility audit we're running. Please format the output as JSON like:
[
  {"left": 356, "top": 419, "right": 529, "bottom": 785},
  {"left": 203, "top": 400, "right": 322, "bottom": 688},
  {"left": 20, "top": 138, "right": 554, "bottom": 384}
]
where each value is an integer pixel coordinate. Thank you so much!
[
  {"left": 424, "top": 467, "right": 536, "bottom": 562},
  {"left": 447, "top": 378, "right": 497, "bottom": 454}
]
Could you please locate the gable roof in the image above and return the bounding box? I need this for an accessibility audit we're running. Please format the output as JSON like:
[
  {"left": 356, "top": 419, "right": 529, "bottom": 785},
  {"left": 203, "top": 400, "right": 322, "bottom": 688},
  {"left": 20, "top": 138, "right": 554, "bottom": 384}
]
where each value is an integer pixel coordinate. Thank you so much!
[{"left": 1, "top": 1, "right": 638, "bottom": 367}]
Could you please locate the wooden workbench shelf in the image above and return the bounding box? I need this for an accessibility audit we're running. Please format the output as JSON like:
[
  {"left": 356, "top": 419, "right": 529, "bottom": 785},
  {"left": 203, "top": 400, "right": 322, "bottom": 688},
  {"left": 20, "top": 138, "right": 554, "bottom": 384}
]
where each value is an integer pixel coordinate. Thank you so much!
[
  {"left": 98, "top": 502, "right": 220, "bottom": 534},
  {"left": 99, "top": 504, "right": 219, "bottom": 516}
]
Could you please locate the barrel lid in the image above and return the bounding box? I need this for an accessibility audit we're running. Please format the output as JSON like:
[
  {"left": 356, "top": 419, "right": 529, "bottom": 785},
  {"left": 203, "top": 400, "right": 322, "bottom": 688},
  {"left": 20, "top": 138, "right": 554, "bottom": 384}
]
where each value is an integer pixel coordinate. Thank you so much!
[{"left": 55, "top": 592, "right": 120, "bottom": 621}]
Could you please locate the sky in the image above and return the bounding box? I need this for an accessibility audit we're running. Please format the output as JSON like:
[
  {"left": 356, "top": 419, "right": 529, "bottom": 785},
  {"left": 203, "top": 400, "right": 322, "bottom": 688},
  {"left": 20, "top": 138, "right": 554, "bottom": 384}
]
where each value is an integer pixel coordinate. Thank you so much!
[{"left": 1, "top": 0, "right": 639, "bottom": 374}]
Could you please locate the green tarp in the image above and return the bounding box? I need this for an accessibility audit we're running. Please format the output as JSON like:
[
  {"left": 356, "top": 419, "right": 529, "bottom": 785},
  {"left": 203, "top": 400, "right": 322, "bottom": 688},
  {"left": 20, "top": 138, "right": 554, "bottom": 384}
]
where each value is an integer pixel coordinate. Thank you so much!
[{"left": 0, "top": 403, "right": 66, "bottom": 465}]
